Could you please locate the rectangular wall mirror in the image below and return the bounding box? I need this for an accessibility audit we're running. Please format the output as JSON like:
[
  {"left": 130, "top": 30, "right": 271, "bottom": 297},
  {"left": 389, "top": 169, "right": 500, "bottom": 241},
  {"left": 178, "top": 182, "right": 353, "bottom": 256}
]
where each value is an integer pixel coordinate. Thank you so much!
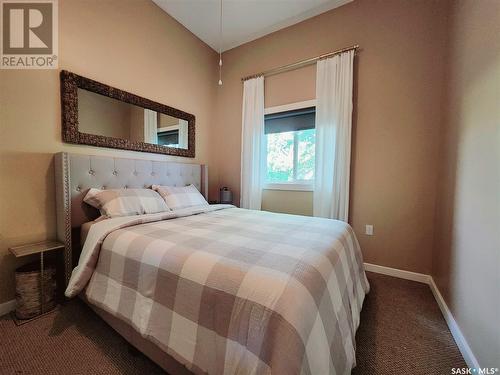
[{"left": 61, "top": 71, "right": 195, "bottom": 157}]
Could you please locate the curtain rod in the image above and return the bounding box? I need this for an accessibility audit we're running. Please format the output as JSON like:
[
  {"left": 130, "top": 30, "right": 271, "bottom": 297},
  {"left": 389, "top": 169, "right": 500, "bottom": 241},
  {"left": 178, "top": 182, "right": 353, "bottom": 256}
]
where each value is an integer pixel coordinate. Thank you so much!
[{"left": 241, "top": 44, "right": 359, "bottom": 82}]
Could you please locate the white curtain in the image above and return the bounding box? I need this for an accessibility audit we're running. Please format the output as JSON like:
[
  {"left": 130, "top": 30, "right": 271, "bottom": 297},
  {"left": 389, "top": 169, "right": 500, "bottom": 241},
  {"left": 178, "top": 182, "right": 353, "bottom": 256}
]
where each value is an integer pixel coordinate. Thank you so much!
[
  {"left": 313, "top": 50, "right": 354, "bottom": 221},
  {"left": 144, "top": 109, "right": 158, "bottom": 144},
  {"left": 178, "top": 119, "right": 188, "bottom": 148},
  {"left": 240, "top": 76, "right": 265, "bottom": 210}
]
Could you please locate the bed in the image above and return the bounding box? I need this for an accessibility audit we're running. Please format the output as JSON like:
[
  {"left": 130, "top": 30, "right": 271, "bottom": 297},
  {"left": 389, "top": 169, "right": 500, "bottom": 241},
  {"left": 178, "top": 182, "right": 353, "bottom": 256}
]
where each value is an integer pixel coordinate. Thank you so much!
[{"left": 55, "top": 152, "right": 369, "bottom": 375}]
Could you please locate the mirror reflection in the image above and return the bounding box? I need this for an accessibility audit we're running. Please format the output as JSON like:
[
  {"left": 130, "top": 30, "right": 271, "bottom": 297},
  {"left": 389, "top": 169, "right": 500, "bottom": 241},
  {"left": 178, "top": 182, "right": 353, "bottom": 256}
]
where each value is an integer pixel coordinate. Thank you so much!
[{"left": 77, "top": 88, "right": 188, "bottom": 149}]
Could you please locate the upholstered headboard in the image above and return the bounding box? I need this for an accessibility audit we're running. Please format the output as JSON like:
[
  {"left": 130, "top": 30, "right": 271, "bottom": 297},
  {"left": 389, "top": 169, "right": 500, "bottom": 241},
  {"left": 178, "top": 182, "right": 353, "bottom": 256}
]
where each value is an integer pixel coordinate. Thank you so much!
[{"left": 54, "top": 152, "right": 208, "bottom": 286}]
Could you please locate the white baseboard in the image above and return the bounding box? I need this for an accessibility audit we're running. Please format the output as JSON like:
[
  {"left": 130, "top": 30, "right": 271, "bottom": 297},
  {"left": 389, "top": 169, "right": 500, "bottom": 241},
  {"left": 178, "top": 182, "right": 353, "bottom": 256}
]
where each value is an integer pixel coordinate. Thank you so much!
[
  {"left": 0, "top": 299, "right": 15, "bottom": 316},
  {"left": 364, "top": 262, "right": 480, "bottom": 370},
  {"left": 428, "top": 277, "right": 480, "bottom": 370},
  {"left": 364, "top": 262, "right": 431, "bottom": 284}
]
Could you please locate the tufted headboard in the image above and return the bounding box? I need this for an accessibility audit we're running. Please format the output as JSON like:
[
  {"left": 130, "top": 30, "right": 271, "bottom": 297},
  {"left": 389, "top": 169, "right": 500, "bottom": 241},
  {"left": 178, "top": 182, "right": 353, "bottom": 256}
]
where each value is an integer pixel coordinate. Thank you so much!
[{"left": 54, "top": 152, "right": 208, "bottom": 286}]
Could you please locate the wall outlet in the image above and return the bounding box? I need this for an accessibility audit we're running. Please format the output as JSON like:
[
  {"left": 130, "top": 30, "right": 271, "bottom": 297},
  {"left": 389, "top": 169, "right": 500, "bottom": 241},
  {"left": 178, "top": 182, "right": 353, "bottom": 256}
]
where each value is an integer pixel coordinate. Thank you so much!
[{"left": 365, "top": 225, "right": 374, "bottom": 236}]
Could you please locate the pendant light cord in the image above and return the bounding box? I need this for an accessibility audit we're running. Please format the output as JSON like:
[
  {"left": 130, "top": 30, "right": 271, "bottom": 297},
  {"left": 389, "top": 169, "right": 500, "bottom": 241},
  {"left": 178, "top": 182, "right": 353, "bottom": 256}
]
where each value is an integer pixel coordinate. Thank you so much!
[{"left": 218, "top": 0, "right": 223, "bottom": 85}]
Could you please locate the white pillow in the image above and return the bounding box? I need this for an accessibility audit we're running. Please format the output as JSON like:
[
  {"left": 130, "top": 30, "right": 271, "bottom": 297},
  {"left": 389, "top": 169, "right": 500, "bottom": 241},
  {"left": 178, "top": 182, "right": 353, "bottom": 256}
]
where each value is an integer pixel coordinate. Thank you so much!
[
  {"left": 84, "top": 188, "right": 170, "bottom": 218},
  {"left": 152, "top": 184, "right": 208, "bottom": 210}
]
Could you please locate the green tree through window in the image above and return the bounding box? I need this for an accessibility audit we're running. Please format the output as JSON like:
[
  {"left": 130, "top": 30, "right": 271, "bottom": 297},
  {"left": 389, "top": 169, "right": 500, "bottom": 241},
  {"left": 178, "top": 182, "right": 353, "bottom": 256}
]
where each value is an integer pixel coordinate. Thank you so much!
[{"left": 266, "top": 128, "right": 315, "bottom": 183}]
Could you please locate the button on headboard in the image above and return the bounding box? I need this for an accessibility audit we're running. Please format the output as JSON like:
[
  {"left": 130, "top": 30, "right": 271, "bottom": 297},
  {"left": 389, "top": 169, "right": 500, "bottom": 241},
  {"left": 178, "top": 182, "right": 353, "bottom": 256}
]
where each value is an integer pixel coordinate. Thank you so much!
[{"left": 54, "top": 152, "right": 208, "bottom": 286}]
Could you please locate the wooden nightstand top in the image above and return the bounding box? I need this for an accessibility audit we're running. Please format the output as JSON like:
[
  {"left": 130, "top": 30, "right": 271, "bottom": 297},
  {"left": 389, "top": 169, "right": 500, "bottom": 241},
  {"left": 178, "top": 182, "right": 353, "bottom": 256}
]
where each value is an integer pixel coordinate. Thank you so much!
[{"left": 9, "top": 240, "right": 65, "bottom": 258}]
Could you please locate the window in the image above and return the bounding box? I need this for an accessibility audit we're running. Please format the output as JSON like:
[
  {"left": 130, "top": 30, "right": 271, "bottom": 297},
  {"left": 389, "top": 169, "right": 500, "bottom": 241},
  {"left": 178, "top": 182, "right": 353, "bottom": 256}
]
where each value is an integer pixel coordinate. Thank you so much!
[
  {"left": 264, "top": 104, "right": 315, "bottom": 190},
  {"left": 157, "top": 129, "right": 179, "bottom": 147}
]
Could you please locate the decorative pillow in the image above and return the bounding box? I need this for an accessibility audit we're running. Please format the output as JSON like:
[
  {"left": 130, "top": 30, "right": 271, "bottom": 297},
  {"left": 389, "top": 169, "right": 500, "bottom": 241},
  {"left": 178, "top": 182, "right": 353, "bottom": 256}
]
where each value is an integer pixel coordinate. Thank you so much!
[
  {"left": 83, "top": 188, "right": 170, "bottom": 218},
  {"left": 152, "top": 184, "right": 208, "bottom": 210}
]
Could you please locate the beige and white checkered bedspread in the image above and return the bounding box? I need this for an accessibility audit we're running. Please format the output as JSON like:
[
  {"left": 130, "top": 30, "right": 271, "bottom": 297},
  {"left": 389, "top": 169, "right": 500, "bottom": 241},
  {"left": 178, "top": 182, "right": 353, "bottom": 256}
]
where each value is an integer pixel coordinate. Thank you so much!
[{"left": 66, "top": 205, "right": 369, "bottom": 375}]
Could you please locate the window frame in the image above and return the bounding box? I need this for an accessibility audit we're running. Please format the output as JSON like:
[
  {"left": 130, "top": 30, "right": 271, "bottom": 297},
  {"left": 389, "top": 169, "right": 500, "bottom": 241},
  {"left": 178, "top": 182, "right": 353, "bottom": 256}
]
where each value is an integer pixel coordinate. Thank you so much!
[{"left": 263, "top": 100, "right": 316, "bottom": 192}]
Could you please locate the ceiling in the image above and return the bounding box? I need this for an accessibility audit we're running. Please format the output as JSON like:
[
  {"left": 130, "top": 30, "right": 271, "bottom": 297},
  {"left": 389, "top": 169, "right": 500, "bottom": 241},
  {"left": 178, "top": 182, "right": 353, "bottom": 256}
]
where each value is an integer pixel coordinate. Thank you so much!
[{"left": 152, "top": 0, "right": 352, "bottom": 52}]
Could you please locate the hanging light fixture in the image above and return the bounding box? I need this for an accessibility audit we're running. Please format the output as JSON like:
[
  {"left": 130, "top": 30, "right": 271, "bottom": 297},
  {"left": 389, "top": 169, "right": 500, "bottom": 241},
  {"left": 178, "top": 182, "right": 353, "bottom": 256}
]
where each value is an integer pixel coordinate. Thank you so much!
[{"left": 218, "top": 0, "right": 223, "bottom": 86}]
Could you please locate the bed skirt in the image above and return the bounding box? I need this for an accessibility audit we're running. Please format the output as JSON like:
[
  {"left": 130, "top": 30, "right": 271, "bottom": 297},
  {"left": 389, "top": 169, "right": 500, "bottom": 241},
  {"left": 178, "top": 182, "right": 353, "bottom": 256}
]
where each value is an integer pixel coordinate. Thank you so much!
[{"left": 82, "top": 296, "right": 194, "bottom": 375}]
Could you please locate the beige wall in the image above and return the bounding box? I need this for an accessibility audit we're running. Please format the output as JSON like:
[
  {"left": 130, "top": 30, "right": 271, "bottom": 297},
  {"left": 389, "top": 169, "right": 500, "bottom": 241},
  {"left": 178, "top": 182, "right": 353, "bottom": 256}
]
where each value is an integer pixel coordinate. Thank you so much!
[
  {"left": 213, "top": 0, "right": 449, "bottom": 274},
  {"left": 129, "top": 106, "right": 145, "bottom": 143},
  {"left": 262, "top": 189, "right": 313, "bottom": 216},
  {"left": 0, "top": 0, "right": 218, "bottom": 304},
  {"left": 159, "top": 114, "right": 180, "bottom": 127},
  {"left": 78, "top": 89, "right": 132, "bottom": 139},
  {"left": 432, "top": 0, "right": 500, "bottom": 367}
]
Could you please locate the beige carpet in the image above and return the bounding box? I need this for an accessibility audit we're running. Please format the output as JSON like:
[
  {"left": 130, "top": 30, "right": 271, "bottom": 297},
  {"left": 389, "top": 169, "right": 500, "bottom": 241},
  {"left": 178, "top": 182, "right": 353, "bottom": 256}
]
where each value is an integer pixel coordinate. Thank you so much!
[{"left": 0, "top": 272, "right": 466, "bottom": 374}]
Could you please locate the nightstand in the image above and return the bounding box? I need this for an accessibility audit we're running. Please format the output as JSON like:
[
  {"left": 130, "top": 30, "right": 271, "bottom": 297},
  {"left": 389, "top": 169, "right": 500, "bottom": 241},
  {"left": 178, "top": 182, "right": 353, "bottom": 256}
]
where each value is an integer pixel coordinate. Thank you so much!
[{"left": 9, "top": 240, "right": 64, "bottom": 325}]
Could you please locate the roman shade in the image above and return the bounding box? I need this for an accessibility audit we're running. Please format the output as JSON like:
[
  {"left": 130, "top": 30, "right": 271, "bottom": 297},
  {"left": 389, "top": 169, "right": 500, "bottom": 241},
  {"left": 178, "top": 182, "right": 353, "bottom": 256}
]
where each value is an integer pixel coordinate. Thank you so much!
[{"left": 264, "top": 107, "right": 315, "bottom": 134}]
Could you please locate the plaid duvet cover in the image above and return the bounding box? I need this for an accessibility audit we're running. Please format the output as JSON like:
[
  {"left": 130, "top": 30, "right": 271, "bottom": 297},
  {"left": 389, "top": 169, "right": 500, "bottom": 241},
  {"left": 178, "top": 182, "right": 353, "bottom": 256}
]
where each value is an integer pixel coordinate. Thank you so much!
[{"left": 66, "top": 205, "right": 369, "bottom": 375}]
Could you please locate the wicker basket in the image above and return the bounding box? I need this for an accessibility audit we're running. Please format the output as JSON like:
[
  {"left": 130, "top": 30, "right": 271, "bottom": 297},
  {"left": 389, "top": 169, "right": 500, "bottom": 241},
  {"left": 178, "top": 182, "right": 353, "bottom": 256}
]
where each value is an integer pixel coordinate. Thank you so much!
[{"left": 15, "top": 262, "right": 56, "bottom": 319}]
